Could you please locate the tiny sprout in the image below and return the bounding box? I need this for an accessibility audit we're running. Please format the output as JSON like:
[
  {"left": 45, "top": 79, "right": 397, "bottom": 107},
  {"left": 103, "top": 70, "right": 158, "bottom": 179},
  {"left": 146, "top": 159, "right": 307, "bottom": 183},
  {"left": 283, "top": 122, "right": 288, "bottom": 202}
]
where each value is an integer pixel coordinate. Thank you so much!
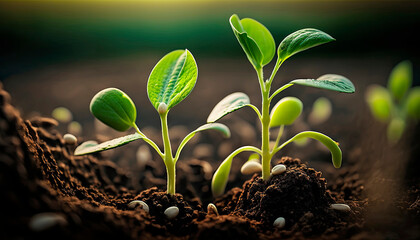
[
  {"left": 366, "top": 60, "right": 419, "bottom": 143},
  {"left": 330, "top": 203, "right": 351, "bottom": 212},
  {"left": 240, "top": 161, "right": 263, "bottom": 175},
  {"left": 52, "top": 107, "right": 73, "bottom": 123},
  {"left": 210, "top": 14, "right": 354, "bottom": 197},
  {"left": 271, "top": 164, "right": 286, "bottom": 175},
  {"left": 67, "top": 121, "right": 83, "bottom": 136},
  {"left": 273, "top": 217, "right": 286, "bottom": 228},
  {"left": 164, "top": 206, "right": 179, "bottom": 219},
  {"left": 207, "top": 203, "right": 219, "bottom": 216},
  {"left": 75, "top": 50, "right": 230, "bottom": 195},
  {"left": 128, "top": 200, "right": 149, "bottom": 213},
  {"left": 63, "top": 133, "right": 77, "bottom": 145}
]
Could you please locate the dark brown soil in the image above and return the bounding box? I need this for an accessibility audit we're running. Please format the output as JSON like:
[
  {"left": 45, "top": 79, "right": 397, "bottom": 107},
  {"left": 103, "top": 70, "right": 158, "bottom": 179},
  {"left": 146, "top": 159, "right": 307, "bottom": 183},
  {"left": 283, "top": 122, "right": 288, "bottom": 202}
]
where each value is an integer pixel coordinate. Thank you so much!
[{"left": 0, "top": 83, "right": 418, "bottom": 239}]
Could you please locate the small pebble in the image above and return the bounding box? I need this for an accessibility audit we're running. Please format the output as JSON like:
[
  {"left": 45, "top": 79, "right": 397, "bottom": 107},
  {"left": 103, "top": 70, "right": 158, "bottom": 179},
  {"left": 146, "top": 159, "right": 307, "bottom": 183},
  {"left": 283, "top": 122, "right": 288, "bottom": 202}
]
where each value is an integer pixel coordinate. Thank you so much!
[
  {"left": 29, "top": 212, "right": 67, "bottom": 231},
  {"left": 330, "top": 203, "right": 351, "bottom": 212},
  {"left": 240, "top": 161, "right": 262, "bottom": 175},
  {"left": 164, "top": 206, "right": 179, "bottom": 219},
  {"left": 273, "top": 217, "right": 286, "bottom": 228},
  {"left": 128, "top": 200, "right": 149, "bottom": 213},
  {"left": 207, "top": 203, "right": 219, "bottom": 216},
  {"left": 63, "top": 133, "right": 77, "bottom": 145},
  {"left": 271, "top": 164, "right": 287, "bottom": 175}
]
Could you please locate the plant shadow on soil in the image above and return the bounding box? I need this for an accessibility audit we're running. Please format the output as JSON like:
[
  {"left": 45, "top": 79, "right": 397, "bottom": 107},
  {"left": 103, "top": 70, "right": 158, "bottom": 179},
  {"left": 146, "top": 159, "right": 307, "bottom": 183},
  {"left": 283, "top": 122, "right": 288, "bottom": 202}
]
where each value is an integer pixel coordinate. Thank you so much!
[{"left": 1, "top": 58, "right": 419, "bottom": 239}]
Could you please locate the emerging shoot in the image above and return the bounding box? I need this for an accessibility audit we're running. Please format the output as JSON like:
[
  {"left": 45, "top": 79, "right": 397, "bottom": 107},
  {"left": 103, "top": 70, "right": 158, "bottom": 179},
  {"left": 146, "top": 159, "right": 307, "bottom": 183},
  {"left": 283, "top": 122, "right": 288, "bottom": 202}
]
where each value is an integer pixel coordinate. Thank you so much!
[
  {"left": 75, "top": 50, "right": 230, "bottom": 195},
  {"left": 210, "top": 14, "right": 355, "bottom": 197}
]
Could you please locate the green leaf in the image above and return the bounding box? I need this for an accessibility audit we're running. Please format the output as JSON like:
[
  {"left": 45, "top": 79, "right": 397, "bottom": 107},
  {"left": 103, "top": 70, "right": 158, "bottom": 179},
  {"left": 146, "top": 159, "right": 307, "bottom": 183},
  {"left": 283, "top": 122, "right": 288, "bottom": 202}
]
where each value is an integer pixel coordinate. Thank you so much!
[
  {"left": 270, "top": 97, "right": 303, "bottom": 127},
  {"left": 278, "top": 28, "right": 335, "bottom": 61},
  {"left": 365, "top": 85, "right": 393, "bottom": 122},
  {"left": 74, "top": 133, "right": 144, "bottom": 155},
  {"left": 207, "top": 92, "right": 250, "bottom": 123},
  {"left": 291, "top": 74, "right": 355, "bottom": 93},
  {"left": 230, "top": 14, "right": 275, "bottom": 69},
  {"left": 387, "top": 117, "right": 405, "bottom": 143},
  {"left": 90, "top": 88, "right": 137, "bottom": 132},
  {"left": 405, "top": 87, "right": 420, "bottom": 119},
  {"left": 388, "top": 60, "right": 412, "bottom": 101},
  {"left": 147, "top": 49, "right": 198, "bottom": 112},
  {"left": 308, "top": 97, "right": 332, "bottom": 125},
  {"left": 292, "top": 131, "right": 342, "bottom": 168}
]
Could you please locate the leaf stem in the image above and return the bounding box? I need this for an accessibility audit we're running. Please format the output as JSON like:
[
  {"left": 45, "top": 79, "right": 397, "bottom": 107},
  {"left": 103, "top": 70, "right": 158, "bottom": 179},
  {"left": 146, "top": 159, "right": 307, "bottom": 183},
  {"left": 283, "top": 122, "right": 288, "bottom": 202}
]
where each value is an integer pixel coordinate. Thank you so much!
[
  {"left": 160, "top": 112, "right": 176, "bottom": 195},
  {"left": 269, "top": 83, "right": 294, "bottom": 101},
  {"left": 133, "top": 124, "right": 164, "bottom": 158},
  {"left": 271, "top": 125, "right": 284, "bottom": 152},
  {"left": 246, "top": 104, "right": 262, "bottom": 119}
]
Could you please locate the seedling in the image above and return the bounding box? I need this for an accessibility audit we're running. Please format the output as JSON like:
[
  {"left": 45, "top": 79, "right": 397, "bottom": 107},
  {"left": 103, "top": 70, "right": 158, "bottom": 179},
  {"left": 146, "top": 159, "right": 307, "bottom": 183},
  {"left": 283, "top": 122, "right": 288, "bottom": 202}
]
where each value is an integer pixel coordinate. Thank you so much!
[
  {"left": 209, "top": 15, "right": 355, "bottom": 197},
  {"left": 74, "top": 49, "right": 230, "bottom": 195},
  {"left": 365, "top": 60, "right": 420, "bottom": 142}
]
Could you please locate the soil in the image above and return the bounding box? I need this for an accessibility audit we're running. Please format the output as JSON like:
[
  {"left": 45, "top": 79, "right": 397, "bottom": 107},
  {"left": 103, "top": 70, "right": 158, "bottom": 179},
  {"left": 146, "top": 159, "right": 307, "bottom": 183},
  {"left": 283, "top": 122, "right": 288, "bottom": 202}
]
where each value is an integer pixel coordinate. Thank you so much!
[{"left": 0, "top": 74, "right": 419, "bottom": 240}]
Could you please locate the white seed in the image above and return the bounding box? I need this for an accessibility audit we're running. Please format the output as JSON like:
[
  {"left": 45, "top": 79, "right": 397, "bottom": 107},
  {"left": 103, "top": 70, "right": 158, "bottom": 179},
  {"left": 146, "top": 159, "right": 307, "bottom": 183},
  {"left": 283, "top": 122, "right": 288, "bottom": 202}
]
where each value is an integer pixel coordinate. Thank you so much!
[
  {"left": 63, "top": 133, "right": 77, "bottom": 145},
  {"left": 128, "top": 200, "right": 149, "bottom": 213},
  {"left": 241, "top": 161, "right": 262, "bottom": 175},
  {"left": 207, "top": 203, "right": 219, "bottom": 216},
  {"left": 330, "top": 203, "right": 351, "bottom": 212},
  {"left": 164, "top": 206, "right": 179, "bottom": 219},
  {"left": 29, "top": 212, "right": 67, "bottom": 231},
  {"left": 271, "top": 164, "right": 287, "bottom": 175},
  {"left": 273, "top": 217, "right": 286, "bottom": 228}
]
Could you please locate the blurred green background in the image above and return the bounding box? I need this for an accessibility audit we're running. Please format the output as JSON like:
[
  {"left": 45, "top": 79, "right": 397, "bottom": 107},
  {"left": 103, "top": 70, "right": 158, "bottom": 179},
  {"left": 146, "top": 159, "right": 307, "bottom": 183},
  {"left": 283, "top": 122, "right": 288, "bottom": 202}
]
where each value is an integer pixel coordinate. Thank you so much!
[{"left": 1, "top": 0, "right": 419, "bottom": 79}]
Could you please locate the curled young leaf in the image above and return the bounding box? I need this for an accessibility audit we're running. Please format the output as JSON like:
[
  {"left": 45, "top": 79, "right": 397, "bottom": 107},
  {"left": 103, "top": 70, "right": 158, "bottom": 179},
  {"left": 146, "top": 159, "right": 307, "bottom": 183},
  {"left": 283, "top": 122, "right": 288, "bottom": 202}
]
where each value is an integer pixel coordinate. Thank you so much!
[
  {"left": 74, "top": 133, "right": 144, "bottom": 155},
  {"left": 230, "top": 14, "right": 275, "bottom": 69},
  {"left": 388, "top": 60, "right": 412, "bottom": 101},
  {"left": 365, "top": 85, "right": 393, "bottom": 122},
  {"left": 147, "top": 49, "right": 198, "bottom": 112},
  {"left": 207, "top": 92, "right": 250, "bottom": 123},
  {"left": 291, "top": 74, "right": 355, "bottom": 93},
  {"left": 278, "top": 28, "right": 335, "bottom": 61},
  {"left": 90, "top": 88, "right": 137, "bottom": 132},
  {"left": 270, "top": 97, "right": 303, "bottom": 127}
]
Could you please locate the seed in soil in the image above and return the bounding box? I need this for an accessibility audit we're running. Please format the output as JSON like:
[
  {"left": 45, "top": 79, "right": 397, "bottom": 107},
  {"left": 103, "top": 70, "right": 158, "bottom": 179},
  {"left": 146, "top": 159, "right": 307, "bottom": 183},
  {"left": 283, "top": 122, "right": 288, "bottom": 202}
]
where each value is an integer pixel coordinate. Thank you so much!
[
  {"left": 273, "top": 217, "right": 286, "bottom": 228},
  {"left": 207, "top": 203, "right": 219, "bottom": 216},
  {"left": 210, "top": 14, "right": 355, "bottom": 197},
  {"left": 164, "top": 206, "right": 180, "bottom": 219},
  {"left": 330, "top": 203, "right": 351, "bottom": 212},
  {"left": 240, "top": 161, "right": 262, "bottom": 175},
  {"left": 128, "top": 200, "right": 149, "bottom": 213},
  {"left": 63, "top": 133, "right": 77, "bottom": 145},
  {"left": 271, "top": 164, "right": 286, "bottom": 175},
  {"left": 29, "top": 212, "right": 68, "bottom": 232},
  {"left": 73, "top": 50, "right": 230, "bottom": 195}
]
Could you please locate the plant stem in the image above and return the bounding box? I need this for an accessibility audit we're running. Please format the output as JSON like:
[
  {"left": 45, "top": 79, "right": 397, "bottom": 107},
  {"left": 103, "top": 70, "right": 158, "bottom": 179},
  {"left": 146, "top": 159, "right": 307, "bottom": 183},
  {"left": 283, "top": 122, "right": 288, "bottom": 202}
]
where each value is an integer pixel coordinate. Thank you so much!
[
  {"left": 257, "top": 67, "right": 272, "bottom": 180},
  {"left": 160, "top": 111, "right": 175, "bottom": 195}
]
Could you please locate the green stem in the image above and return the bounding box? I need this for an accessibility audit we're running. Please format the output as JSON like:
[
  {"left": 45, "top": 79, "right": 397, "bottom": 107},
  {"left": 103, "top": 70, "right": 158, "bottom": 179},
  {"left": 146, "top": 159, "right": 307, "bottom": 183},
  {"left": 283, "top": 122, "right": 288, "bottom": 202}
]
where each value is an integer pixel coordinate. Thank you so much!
[
  {"left": 133, "top": 124, "right": 164, "bottom": 158},
  {"left": 257, "top": 67, "right": 272, "bottom": 180},
  {"left": 160, "top": 111, "right": 175, "bottom": 195}
]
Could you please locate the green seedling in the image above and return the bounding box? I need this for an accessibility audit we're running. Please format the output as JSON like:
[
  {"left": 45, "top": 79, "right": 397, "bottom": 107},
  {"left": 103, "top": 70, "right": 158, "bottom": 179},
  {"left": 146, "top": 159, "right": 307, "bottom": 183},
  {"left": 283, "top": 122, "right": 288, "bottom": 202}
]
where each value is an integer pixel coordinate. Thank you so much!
[
  {"left": 209, "top": 14, "right": 355, "bottom": 197},
  {"left": 366, "top": 60, "right": 420, "bottom": 143},
  {"left": 74, "top": 49, "right": 230, "bottom": 195}
]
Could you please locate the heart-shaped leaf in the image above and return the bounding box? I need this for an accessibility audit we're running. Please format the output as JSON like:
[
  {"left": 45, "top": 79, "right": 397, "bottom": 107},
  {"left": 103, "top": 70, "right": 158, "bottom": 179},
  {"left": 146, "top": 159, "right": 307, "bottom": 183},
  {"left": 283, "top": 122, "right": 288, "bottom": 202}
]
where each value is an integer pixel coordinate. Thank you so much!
[
  {"left": 278, "top": 28, "right": 335, "bottom": 61},
  {"left": 147, "top": 49, "right": 198, "bottom": 112},
  {"left": 291, "top": 74, "right": 355, "bottom": 93},
  {"left": 207, "top": 92, "right": 250, "bottom": 123},
  {"left": 74, "top": 133, "right": 144, "bottom": 155},
  {"left": 270, "top": 97, "right": 303, "bottom": 127},
  {"left": 230, "top": 14, "right": 275, "bottom": 69},
  {"left": 388, "top": 60, "right": 412, "bottom": 101},
  {"left": 90, "top": 88, "right": 137, "bottom": 132}
]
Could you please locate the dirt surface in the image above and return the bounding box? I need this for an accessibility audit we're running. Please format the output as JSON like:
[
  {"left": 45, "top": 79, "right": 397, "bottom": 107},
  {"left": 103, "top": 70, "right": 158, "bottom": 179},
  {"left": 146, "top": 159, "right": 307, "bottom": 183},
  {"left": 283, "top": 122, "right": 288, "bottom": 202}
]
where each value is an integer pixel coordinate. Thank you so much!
[{"left": 1, "top": 64, "right": 419, "bottom": 240}]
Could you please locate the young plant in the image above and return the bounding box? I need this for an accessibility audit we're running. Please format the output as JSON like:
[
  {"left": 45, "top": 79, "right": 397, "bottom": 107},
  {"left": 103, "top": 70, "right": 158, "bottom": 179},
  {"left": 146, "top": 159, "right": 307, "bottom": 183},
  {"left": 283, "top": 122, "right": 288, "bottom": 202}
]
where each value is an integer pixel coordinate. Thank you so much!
[
  {"left": 209, "top": 14, "right": 355, "bottom": 197},
  {"left": 74, "top": 49, "right": 230, "bottom": 195},
  {"left": 365, "top": 60, "right": 420, "bottom": 143}
]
